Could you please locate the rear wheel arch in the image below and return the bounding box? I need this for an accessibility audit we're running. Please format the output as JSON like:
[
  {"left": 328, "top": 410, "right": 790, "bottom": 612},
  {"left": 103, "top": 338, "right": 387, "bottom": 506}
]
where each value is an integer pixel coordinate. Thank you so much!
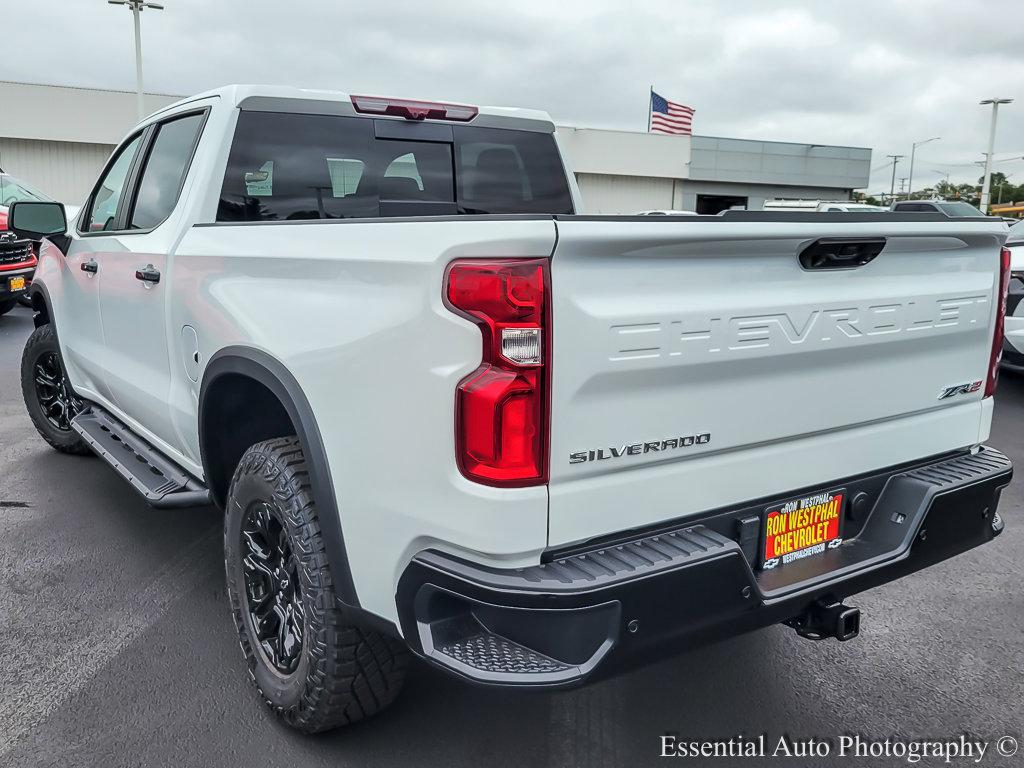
[{"left": 199, "top": 347, "right": 359, "bottom": 607}]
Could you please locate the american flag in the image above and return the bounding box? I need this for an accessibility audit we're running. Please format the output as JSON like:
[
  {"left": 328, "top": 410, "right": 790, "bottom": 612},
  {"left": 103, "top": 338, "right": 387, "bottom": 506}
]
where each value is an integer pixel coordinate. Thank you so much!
[{"left": 649, "top": 91, "right": 694, "bottom": 135}]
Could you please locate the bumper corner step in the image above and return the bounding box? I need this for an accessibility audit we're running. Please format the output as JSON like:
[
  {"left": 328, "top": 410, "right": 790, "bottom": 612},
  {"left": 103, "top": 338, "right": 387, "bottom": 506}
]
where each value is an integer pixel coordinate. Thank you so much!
[{"left": 437, "top": 629, "right": 574, "bottom": 678}]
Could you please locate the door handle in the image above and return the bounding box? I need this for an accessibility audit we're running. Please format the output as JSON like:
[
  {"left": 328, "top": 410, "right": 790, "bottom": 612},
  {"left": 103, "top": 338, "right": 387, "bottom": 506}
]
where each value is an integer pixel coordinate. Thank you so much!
[
  {"left": 81, "top": 259, "right": 98, "bottom": 274},
  {"left": 135, "top": 264, "right": 161, "bottom": 284}
]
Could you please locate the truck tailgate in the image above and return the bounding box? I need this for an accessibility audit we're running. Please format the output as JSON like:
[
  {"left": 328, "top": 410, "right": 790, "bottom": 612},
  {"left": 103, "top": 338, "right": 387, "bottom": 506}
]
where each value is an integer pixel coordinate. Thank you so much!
[{"left": 548, "top": 216, "right": 1007, "bottom": 547}]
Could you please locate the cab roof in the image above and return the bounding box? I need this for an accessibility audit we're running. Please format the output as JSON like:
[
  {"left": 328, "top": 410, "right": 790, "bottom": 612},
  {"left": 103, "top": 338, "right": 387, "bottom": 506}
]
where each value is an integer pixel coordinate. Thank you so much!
[{"left": 149, "top": 84, "right": 555, "bottom": 131}]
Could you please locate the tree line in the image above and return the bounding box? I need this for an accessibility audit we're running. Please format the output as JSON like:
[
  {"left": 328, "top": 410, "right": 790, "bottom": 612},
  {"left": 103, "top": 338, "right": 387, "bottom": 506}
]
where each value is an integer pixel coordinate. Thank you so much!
[{"left": 861, "top": 172, "right": 1022, "bottom": 209}]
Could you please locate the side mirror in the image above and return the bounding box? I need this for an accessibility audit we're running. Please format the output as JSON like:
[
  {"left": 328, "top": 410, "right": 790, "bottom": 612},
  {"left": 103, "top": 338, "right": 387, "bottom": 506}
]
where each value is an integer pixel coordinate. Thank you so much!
[{"left": 8, "top": 201, "right": 67, "bottom": 241}]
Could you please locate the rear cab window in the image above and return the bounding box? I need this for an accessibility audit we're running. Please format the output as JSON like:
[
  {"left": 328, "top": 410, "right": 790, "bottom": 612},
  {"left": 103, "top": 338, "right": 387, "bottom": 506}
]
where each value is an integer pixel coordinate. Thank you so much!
[{"left": 217, "top": 111, "right": 574, "bottom": 221}]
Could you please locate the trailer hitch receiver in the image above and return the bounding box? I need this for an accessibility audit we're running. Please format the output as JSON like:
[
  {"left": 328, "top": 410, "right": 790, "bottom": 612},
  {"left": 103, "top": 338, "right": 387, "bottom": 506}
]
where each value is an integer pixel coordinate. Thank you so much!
[{"left": 786, "top": 599, "right": 861, "bottom": 642}]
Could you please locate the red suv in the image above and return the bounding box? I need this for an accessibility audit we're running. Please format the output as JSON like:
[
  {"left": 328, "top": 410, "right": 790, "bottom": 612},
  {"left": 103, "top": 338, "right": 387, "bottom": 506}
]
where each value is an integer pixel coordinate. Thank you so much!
[{"left": 0, "top": 173, "right": 51, "bottom": 316}]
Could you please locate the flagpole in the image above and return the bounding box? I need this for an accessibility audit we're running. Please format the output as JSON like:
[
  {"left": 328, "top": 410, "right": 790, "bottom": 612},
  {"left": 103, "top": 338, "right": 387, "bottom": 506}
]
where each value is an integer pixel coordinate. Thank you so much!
[{"left": 647, "top": 85, "right": 653, "bottom": 133}]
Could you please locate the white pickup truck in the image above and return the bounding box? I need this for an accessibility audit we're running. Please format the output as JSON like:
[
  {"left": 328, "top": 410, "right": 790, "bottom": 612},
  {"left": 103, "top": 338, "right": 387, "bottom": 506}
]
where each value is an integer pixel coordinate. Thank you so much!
[{"left": 9, "top": 85, "right": 1013, "bottom": 734}]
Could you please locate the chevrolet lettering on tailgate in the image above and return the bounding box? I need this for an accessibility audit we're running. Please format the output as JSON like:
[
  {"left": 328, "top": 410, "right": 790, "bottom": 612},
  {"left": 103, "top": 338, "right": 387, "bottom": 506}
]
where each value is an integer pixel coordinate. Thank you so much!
[{"left": 607, "top": 296, "right": 990, "bottom": 363}]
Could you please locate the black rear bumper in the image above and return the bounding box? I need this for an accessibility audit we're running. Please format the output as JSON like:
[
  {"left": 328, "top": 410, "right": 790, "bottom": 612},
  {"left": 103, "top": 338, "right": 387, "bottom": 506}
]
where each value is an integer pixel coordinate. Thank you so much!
[{"left": 396, "top": 447, "right": 1012, "bottom": 688}]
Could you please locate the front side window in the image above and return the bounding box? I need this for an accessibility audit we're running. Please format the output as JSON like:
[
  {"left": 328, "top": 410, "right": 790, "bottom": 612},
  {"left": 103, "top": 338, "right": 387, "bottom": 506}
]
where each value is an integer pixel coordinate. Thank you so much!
[
  {"left": 326, "top": 159, "right": 363, "bottom": 197},
  {"left": 129, "top": 112, "right": 206, "bottom": 230},
  {"left": 84, "top": 134, "right": 143, "bottom": 232}
]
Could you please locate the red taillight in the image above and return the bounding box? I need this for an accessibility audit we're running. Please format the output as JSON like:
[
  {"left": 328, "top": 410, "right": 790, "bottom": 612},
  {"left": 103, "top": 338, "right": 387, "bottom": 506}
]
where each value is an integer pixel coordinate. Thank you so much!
[
  {"left": 445, "top": 259, "right": 550, "bottom": 487},
  {"left": 350, "top": 94, "right": 478, "bottom": 122},
  {"left": 985, "top": 246, "right": 1012, "bottom": 397}
]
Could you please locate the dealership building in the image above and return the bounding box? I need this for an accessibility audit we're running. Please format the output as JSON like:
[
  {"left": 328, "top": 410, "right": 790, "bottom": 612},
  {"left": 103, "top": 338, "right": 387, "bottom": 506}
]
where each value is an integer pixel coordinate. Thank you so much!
[{"left": 0, "top": 80, "right": 871, "bottom": 213}]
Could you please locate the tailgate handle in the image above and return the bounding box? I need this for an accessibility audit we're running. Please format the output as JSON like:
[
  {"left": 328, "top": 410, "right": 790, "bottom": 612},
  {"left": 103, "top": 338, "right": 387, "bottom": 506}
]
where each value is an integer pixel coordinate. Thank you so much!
[{"left": 799, "top": 238, "right": 886, "bottom": 270}]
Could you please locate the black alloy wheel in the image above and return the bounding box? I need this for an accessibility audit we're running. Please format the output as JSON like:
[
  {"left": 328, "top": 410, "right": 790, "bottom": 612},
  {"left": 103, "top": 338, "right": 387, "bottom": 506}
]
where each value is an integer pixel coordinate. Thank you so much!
[
  {"left": 21, "top": 324, "right": 91, "bottom": 454},
  {"left": 224, "top": 436, "right": 409, "bottom": 732},
  {"left": 240, "top": 501, "right": 305, "bottom": 675},
  {"left": 33, "top": 350, "right": 83, "bottom": 432}
]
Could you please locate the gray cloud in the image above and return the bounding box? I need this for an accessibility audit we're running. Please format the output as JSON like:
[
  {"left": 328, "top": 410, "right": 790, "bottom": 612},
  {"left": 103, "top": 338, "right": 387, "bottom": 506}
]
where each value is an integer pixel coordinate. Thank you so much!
[{"left": 5, "top": 0, "right": 1022, "bottom": 192}]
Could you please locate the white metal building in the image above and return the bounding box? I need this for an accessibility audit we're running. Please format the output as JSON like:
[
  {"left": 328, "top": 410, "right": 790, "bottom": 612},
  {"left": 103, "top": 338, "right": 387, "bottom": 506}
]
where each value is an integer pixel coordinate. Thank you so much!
[
  {"left": 0, "top": 81, "right": 178, "bottom": 205},
  {"left": 558, "top": 127, "right": 872, "bottom": 214},
  {"left": 0, "top": 81, "right": 872, "bottom": 212},
  {"left": 555, "top": 126, "right": 692, "bottom": 212}
]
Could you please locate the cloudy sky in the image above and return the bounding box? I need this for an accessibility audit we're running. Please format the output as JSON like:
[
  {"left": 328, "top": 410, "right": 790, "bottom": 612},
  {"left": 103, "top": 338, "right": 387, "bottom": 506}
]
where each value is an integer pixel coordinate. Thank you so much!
[{"left": 6, "top": 0, "right": 1022, "bottom": 194}]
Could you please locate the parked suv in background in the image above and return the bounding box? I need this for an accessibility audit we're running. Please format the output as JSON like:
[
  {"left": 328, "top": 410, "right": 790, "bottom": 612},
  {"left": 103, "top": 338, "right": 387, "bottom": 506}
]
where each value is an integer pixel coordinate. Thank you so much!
[
  {"left": 891, "top": 199, "right": 984, "bottom": 216},
  {"left": 0, "top": 172, "right": 78, "bottom": 312},
  {"left": 0, "top": 230, "right": 33, "bottom": 316},
  {"left": 0, "top": 172, "right": 62, "bottom": 229},
  {"left": 9, "top": 85, "right": 1013, "bottom": 735}
]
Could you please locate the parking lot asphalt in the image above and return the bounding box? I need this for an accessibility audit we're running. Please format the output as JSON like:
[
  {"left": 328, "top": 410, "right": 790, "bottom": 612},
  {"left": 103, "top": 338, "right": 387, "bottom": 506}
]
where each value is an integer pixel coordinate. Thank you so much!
[{"left": 1, "top": 301, "right": 1022, "bottom": 768}]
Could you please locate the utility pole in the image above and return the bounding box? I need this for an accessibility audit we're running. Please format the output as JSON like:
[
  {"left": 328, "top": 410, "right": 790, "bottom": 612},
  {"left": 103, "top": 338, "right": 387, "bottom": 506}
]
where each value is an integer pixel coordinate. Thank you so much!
[
  {"left": 997, "top": 174, "right": 1013, "bottom": 205},
  {"left": 887, "top": 155, "right": 904, "bottom": 204},
  {"left": 899, "top": 178, "right": 907, "bottom": 197},
  {"left": 908, "top": 137, "right": 939, "bottom": 203},
  {"left": 979, "top": 98, "right": 1013, "bottom": 214},
  {"left": 107, "top": 0, "right": 165, "bottom": 120}
]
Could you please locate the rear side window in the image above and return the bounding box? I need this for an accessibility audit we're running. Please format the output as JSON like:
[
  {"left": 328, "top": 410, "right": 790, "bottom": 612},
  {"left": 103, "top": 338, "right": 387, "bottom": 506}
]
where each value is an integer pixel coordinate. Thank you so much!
[
  {"left": 217, "top": 111, "right": 573, "bottom": 221},
  {"left": 130, "top": 112, "right": 206, "bottom": 230}
]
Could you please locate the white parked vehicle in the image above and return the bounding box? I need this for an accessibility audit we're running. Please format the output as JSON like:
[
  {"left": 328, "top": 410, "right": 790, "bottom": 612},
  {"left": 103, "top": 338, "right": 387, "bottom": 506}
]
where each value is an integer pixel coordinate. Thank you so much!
[
  {"left": 1000, "top": 219, "right": 1024, "bottom": 370},
  {"left": 763, "top": 199, "right": 888, "bottom": 213},
  {"left": 636, "top": 209, "right": 698, "bottom": 216},
  {"left": 892, "top": 199, "right": 985, "bottom": 216},
  {"left": 10, "top": 85, "right": 1013, "bottom": 734}
]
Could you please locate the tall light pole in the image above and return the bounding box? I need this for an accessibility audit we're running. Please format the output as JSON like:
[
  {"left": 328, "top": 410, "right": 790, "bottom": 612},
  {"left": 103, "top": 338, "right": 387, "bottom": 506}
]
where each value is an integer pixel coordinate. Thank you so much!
[
  {"left": 887, "top": 154, "right": 904, "bottom": 205},
  {"left": 107, "top": 0, "right": 165, "bottom": 120},
  {"left": 907, "top": 136, "right": 940, "bottom": 201},
  {"left": 979, "top": 98, "right": 1013, "bottom": 214}
]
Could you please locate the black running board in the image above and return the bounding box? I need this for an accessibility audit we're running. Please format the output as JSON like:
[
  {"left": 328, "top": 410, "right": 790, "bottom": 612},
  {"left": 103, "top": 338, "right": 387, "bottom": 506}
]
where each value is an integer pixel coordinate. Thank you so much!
[{"left": 71, "top": 406, "right": 211, "bottom": 508}]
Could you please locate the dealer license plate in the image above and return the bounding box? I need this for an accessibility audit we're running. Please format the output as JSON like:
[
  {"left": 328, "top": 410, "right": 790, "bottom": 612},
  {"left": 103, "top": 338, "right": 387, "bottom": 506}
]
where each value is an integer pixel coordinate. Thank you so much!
[
  {"left": 8, "top": 276, "right": 25, "bottom": 292},
  {"left": 761, "top": 488, "right": 844, "bottom": 570}
]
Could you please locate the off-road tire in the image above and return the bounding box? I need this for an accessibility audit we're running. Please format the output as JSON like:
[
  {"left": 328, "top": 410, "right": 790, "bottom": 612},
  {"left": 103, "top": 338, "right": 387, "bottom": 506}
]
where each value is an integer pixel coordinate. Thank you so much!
[
  {"left": 224, "top": 436, "right": 409, "bottom": 733},
  {"left": 20, "top": 324, "right": 91, "bottom": 454},
  {"left": 0, "top": 298, "right": 17, "bottom": 316}
]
